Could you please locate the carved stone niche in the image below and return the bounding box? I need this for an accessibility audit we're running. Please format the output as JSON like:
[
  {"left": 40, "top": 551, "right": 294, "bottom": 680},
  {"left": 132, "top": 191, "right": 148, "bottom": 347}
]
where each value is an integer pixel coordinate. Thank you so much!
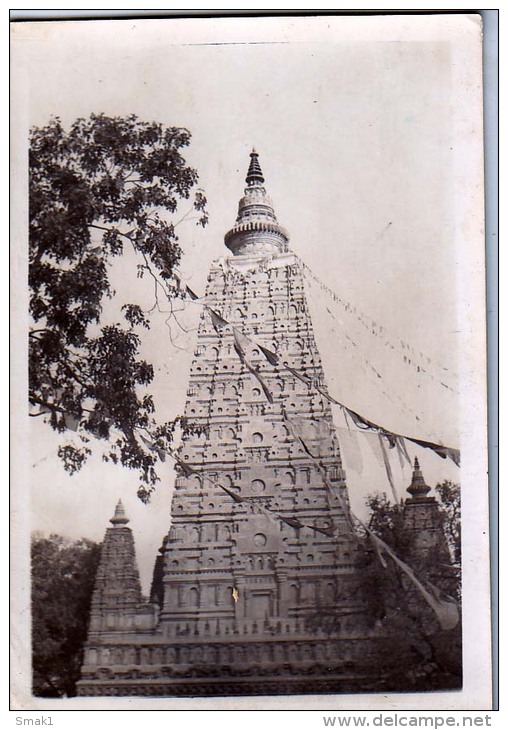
[{"left": 233, "top": 513, "right": 283, "bottom": 555}]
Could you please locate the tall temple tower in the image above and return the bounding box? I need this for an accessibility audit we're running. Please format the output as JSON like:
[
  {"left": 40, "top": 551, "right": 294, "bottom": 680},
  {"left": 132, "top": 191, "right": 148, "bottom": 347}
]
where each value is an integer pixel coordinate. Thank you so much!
[{"left": 78, "top": 152, "right": 379, "bottom": 698}]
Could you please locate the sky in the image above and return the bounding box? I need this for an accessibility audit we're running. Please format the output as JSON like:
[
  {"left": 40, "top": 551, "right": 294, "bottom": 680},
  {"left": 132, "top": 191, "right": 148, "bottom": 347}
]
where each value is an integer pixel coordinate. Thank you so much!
[{"left": 12, "top": 16, "right": 485, "bottom": 594}]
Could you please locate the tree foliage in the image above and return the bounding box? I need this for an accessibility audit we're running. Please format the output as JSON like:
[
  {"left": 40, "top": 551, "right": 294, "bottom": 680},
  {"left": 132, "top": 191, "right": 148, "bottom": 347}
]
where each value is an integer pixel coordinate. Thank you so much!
[
  {"left": 31, "top": 534, "right": 101, "bottom": 697},
  {"left": 364, "top": 492, "right": 410, "bottom": 553},
  {"left": 435, "top": 480, "right": 461, "bottom": 565},
  {"left": 29, "top": 114, "right": 207, "bottom": 499}
]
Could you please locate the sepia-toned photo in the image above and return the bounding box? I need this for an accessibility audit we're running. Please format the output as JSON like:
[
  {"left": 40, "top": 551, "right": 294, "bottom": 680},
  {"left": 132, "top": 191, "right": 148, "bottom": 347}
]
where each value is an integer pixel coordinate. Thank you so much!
[{"left": 10, "top": 14, "right": 491, "bottom": 710}]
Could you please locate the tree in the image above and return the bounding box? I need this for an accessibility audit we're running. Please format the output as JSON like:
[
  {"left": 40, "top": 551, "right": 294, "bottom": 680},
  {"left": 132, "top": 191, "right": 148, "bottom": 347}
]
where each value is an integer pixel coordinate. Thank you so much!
[
  {"left": 31, "top": 534, "right": 101, "bottom": 697},
  {"left": 435, "top": 480, "right": 461, "bottom": 565},
  {"left": 364, "top": 492, "right": 410, "bottom": 552},
  {"left": 29, "top": 114, "right": 207, "bottom": 499}
]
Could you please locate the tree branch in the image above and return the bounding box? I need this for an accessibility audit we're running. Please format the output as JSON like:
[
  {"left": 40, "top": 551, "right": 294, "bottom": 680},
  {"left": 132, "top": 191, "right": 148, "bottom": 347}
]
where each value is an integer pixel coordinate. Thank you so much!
[{"left": 29, "top": 395, "right": 69, "bottom": 415}]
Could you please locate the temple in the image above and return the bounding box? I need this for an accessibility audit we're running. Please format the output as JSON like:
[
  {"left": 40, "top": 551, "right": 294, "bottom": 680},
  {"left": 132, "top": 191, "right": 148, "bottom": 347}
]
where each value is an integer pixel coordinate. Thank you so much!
[
  {"left": 76, "top": 152, "right": 456, "bottom": 697},
  {"left": 402, "top": 457, "right": 457, "bottom": 597}
]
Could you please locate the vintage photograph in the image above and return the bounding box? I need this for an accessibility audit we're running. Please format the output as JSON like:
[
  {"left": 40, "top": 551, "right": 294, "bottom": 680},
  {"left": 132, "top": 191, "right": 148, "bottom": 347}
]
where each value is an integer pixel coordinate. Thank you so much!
[{"left": 11, "top": 14, "right": 490, "bottom": 709}]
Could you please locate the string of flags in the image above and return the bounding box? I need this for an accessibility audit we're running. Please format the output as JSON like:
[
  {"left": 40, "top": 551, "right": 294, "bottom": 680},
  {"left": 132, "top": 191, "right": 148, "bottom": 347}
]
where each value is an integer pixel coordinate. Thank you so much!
[
  {"left": 181, "top": 271, "right": 461, "bottom": 471},
  {"left": 45, "top": 264, "right": 460, "bottom": 494},
  {"left": 186, "top": 261, "right": 460, "bottom": 460},
  {"left": 301, "top": 260, "right": 458, "bottom": 393},
  {"left": 326, "top": 303, "right": 435, "bottom": 430},
  {"left": 162, "top": 441, "right": 336, "bottom": 539}
]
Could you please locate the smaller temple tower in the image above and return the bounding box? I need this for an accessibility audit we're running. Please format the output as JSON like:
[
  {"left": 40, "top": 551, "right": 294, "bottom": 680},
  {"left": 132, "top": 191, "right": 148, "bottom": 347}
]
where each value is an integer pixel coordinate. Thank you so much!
[
  {"left": 400, "top": 459, "right": 459, "bottom": 657},
  {"left": 79, "top": 501, "right": 158, "bottom": 685},
  {"left": 402, "top": 458, "right": 450, "bottom": 563}
]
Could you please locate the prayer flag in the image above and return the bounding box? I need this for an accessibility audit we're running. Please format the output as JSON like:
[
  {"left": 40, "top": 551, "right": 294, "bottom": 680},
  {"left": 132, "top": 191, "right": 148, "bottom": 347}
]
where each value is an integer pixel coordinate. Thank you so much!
[
  {"left": 366, "top": 528, "right": 459, "bottom": 630},
  {"left": 338, "top": 427, "right": 363, "bottom": 474},
  {"left": 259, "top": 344, "right": 279, "bottom": 367},
  {"left": 284, "top": 364, "right": 312, "bottom": 387},
  {"left": 219, "top": 485, "right": 244, "bottom": 504},
  {"left": 396, "top": 436, "right": 412, "bottom": 467},
  {"left": 185, "top": 285, "right": 199, "bottom": 300},
  {"left": 311, "top": 524, "right": 336, "bottom": 537},
  {"left": 233, "top": 330, "right": 274, "bottom": 403},
  {"left": 140, "top": 433, "right": 157, "bottom": 451},
  {"left": 63, "top": 413, "right": 80, "bottom": 431},
  {"left": 209, "top": 308, "right": 229, "bottom": 332},
  {"left": 378, "top": 432, "right": 399, "bottom": 504},
  {"left": 278, "top": 515, "right": 304, "bottom": 529},
  {"left": 175, "top": 460, "right": 197, "bottom": 477},
  {"left": 232, "top": 327, "right": 251, "bottom": 351},
  {"left": 407, "top": 436, "right": 461, "bottom": 467}
]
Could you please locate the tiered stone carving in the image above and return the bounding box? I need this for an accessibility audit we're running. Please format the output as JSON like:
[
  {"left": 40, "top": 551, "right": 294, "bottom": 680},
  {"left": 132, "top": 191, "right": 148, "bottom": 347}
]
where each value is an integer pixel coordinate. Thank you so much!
[
  {"left": 159, "top": 254, "right": 360, "bottom": 637},
  {"left": 80, "top": 501, "right": 158, "bottom": 679}
]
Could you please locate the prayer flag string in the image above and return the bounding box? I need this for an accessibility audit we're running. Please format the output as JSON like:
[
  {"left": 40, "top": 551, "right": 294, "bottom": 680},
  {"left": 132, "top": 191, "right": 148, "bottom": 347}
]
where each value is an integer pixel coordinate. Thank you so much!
[{"left": 301, "top": 260, "right": 458, "bottom": 391}]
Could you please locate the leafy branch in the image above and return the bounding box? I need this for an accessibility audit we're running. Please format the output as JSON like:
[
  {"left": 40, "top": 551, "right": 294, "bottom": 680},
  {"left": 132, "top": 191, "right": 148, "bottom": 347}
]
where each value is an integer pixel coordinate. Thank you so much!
[{"left": 29, "top": 114, "right": 208, "bottom": 498}]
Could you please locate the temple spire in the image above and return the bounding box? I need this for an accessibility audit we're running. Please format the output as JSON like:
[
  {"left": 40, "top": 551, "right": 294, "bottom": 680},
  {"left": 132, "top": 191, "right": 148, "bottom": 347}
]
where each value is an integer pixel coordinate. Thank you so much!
[
  {"left": 224, "top": 149, "right": 288, "bottom": 256},
  {"left": 246, "top": 148, "right": 265, "bottom": 186},
  {"left": 110, "top": 499, "right": 129, "bottom": 526},
  {"left": 407, "top": 457, "right": 431, "bottom": 499}
]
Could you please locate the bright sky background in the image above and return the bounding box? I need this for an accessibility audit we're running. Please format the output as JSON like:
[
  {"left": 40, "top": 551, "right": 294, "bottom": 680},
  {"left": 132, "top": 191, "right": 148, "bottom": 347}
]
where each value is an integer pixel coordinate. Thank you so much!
[{"left": 12, "top": 16, "right": 484, "bottom": 594}]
